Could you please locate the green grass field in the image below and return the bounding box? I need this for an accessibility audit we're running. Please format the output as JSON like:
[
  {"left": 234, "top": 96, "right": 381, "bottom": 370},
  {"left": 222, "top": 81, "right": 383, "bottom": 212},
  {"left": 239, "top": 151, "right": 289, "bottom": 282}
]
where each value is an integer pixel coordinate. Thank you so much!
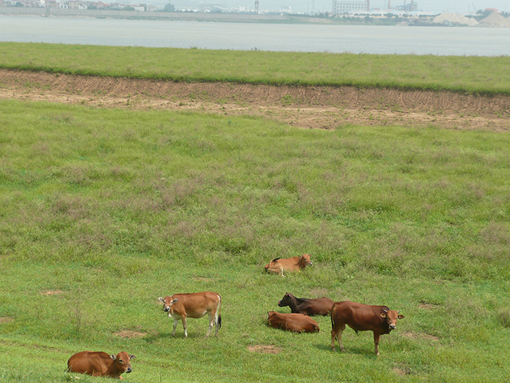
[
  {"left": 1, "top": 95, "right": 510, "bottom": 382},
  {"left": 2, "top": 42, "right": 510, "bottom": 94}
]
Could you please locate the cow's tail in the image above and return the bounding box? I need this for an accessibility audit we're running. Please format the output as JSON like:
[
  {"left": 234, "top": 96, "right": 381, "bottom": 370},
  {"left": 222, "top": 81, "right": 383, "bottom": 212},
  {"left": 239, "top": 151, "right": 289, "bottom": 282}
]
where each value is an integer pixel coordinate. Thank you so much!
[{"left": 216, "top": 294, "right": 222, "bottom": 330}]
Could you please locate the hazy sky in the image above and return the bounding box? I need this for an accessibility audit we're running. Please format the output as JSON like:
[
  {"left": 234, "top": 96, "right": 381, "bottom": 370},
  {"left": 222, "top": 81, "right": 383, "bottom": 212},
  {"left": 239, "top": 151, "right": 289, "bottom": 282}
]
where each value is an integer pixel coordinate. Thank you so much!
[{"left": 170, "top": 0, "right": 510, "bottom": 14}]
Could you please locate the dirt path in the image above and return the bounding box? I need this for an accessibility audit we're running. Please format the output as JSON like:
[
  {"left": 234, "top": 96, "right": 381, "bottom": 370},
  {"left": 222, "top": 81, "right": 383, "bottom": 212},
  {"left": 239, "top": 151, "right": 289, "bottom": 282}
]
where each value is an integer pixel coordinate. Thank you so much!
[{"left": 1, "top": 69, "right": 509, "bottom": 131}]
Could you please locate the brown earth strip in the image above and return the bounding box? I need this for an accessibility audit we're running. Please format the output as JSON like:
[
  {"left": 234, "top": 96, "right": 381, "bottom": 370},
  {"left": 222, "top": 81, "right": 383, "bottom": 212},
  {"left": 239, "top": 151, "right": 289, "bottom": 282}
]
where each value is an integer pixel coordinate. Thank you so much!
[
  {"left": 113, "top": 330, "right": 147, "bottom": 338},
  {"left": 1, "top": 69, "right": 509, "bottom": 131}
]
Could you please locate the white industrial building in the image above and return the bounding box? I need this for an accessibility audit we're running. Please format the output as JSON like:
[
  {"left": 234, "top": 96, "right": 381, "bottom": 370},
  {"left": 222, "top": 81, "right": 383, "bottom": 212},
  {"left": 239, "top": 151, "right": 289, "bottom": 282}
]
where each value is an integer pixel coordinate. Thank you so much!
[{"left": 332, "top": 0, "right": 369, "bottom": 14}]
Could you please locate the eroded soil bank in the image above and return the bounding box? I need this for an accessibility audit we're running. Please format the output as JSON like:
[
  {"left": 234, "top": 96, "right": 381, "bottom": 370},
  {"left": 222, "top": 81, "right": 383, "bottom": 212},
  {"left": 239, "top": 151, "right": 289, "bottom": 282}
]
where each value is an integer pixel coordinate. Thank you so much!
[{"left": 1, "top": 69, "right": 509, "bottom": 131}]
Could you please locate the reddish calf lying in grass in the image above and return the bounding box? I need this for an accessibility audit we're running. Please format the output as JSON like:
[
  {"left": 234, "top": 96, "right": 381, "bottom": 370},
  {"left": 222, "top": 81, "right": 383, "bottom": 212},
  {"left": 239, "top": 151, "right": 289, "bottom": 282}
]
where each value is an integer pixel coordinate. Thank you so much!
[
  {"left": 264, "top": 254, "right": 312, "bottom": 277},
  {"left": 67, "top": 351, "right": 135, "bottom": 380},
  {"left": 330, "top": 301, "right": 404, "bottom": 355},
  {"left": 267, "top": 311, "right": 320, "bottom": 333}
]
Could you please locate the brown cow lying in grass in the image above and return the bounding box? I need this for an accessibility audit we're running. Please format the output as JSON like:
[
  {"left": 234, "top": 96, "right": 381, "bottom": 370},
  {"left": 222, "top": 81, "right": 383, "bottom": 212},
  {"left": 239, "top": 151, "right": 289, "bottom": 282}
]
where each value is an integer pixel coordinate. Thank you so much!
[
  {"left": 278, "top": 292, "right": 335, "bottom": 316},
  {"left": 264, "top": 254, "right": 312, "bottom": 277},
  {"left": 67, "top": 351, "right": 135, "bottom": 380},
  {"left": 330, "top": 301, "right": 405, "bottom": 355},
  {"left": 267, "top": 311, "right": 320, "bottom": 333}
]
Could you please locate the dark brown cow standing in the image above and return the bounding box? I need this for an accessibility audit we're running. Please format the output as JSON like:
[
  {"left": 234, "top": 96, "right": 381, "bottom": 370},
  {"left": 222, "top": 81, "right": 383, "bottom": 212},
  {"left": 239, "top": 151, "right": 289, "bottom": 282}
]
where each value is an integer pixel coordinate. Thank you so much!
[
  {"left": 67, "top": 351, "right": 135, "bottom": 380},
  {"left": 278, "top": 292, "right": 335, "bottom": 316},
  {"left": 330, "top": 301, "right": 404, "bottom": 355},
  {"left": 158, "top": 291, "right": 221, "bottom": 338},
  {"left": 267, "top": 311, "right": 320, "bottom": 333}
]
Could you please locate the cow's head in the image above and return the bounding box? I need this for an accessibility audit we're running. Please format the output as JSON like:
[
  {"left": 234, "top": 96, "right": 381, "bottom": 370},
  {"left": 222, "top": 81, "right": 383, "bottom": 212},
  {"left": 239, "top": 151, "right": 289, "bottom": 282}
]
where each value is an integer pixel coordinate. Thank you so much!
[
  {"left": 381, "top": 309, "right": 405, "bottom": 330},
  {"left": 299, "top": 254, "right": 312, "bottom": 267},
  {"left": 110, "top": 352, "right": 135, "bottom": 374},
  {"left": 278, "top": 293, "right": 293, "bottom": 307},
  {"left": 158, "top": 296, "right": 178, "bottom": 315},
  {"left": 265, "top": 257, "right": 280, "bottom": 271}
]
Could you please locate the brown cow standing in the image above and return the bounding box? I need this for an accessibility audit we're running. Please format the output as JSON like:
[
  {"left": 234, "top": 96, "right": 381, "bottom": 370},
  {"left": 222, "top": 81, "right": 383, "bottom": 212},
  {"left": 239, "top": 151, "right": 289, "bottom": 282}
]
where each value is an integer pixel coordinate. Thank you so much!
[
  {"left": 330, "top": 301, "right": 404, "bottom": 355},
  {"left": 264, "top": 254, "right": 312, "bottom": 277},
  {"left": 158, "top": 291, "right": 221, "bottom": 338},
  {"left": 278, "top": 292, "right": 334, "bottom": 316},
  {"left": 67, "top": 351, "right": 135, "bottom": 380},
  {"left": 267, "top": 311, "right": 320, "bottom": 333}
]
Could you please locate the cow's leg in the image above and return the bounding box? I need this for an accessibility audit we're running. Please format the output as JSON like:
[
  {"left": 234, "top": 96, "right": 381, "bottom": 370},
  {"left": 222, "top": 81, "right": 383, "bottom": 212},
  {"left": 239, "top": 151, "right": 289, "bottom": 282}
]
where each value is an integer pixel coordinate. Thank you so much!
[
  {"left": 337, "top": 325, "right": 346, "bottom": 352},
  {"left": 373, "top": 332, "right": 381, "bottom": 355},
  {"left": 331, "top": 324, "right": 345, "bottom": 351},
  {"left": 330, "top": 328, "right": 337, "bottom": 350},
  {"left": 279, "top": 265, "right": 285, "bottom": 277},
  {"left": 172, "top": 318, "right": 179, "bottom": 336},
  {"left": 214, "top": 299, "right": 221, "bottom": 336},
  {"left": 182, "top": 316, "right": 188, "bottom": 338},
  {"left": 206, "top": 312, "right": 214, "bottom": 338}
]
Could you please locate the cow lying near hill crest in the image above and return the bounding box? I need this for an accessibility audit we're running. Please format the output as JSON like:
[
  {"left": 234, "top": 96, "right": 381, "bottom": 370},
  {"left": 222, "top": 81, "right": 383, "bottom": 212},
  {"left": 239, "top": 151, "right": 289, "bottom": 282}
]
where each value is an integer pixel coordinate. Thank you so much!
[
  {"left": 158, "top": 291, "right": 222, "bottom": 338},
  {"left": 278, "top": 292, "right": 335, "bottom": 316},
  {"left": 264, "top": 254, "right": 312, "bottom": 277},
  {"left": 267, "top": 311, "right": 320, "bottom": 333},
  {"left": 67, "top": 351, "right": 135, "bottom": 380},
  {"left": 330, "top": 301, "right": 404, "bottom": 355}
]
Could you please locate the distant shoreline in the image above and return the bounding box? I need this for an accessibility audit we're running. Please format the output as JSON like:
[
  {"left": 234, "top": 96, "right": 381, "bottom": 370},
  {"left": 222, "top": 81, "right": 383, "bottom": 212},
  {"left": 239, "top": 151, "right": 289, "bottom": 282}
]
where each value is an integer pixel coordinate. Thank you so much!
[{"left": 0, "top": 7, "right": 414, "bottom": 25}]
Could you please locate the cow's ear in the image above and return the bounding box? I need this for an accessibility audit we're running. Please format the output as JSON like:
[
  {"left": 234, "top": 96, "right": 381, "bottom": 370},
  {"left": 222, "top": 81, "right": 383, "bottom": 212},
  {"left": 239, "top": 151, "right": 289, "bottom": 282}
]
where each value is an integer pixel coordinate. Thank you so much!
[
  {"left": 110, "top": 354, "right": 116, "bottom": 360},
  {"left": 129, "top": 355, "right": 136, "bottom": 360},
  {"left": 380, "top": 312, "right": 387, "bottom": 318},
  {"left": 171, "top": 298, "right": 178, "bottom": 303},
  {"left": 398, "top": 314, "right": 405, "bottom": 319},
  {"left": 158, "top": 297, "right": 165, "bottom": 303}
]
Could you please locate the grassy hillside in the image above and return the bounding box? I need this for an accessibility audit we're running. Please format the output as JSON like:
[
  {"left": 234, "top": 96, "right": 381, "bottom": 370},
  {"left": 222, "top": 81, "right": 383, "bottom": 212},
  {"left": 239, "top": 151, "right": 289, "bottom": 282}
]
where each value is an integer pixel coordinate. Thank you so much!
[
  {"left": 1, "top": 99, "right": 510, "bottom": 382},
  {"left": 1, "top": 42, "right": 510, "bottom": 94}
]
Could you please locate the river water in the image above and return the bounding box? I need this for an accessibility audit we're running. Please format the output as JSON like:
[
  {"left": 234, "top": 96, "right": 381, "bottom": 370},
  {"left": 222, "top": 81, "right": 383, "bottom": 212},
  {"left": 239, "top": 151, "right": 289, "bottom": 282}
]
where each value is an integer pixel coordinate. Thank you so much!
[{"left": 1, "top": 15, "right": 509, "bottom": 56}]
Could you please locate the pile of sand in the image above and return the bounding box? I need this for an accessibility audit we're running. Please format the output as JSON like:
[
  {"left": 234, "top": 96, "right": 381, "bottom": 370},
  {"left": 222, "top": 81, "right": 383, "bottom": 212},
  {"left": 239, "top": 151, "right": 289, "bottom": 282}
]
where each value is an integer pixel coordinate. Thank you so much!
[
  {"left": 433, "top": 12, "right": 478, "bottom": 26},
  {"left": 478, "top": 12, "right": 510, "bottom": 27}
]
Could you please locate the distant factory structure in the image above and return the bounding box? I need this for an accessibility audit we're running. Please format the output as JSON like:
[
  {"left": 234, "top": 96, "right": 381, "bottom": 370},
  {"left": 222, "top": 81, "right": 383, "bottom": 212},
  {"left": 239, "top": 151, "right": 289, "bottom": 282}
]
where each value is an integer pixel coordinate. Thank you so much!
[
  {"left": 332, "top": 0, "right": 419, "bottom": 14},
  {"left": 332, "top": 0, "right": 369, "bottom": 14}
]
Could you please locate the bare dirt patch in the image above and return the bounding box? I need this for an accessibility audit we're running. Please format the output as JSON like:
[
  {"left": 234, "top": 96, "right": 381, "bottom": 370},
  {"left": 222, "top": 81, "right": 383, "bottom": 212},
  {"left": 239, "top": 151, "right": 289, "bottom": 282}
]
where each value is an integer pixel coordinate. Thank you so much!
[
  {"left": 393, "top": 364, "right": 415, "bottom": 376},
  {"left": 0, "top": 317, "right": 15, "bottom": 324},
  {"left": 1, "top": 69, "right": 509, "bottom": 131},
  {"left": 418, "top": 303, "right": 439, "bottom": 310},
  {"left": 193, "top": 276, "right": 215, "bottom": 282},
  {"left": 308, "top": 288, "right": 330, "bottom": 298},
  {"left": 247, "top": 345, "right": 281, "bottom": 354},
  {"left": 114, "top": 330, "right": 147, "bottom": 338},
  {"left": 401, "top": 331, "right": 440, "bottom": 342},
  {"left": 40, "top": 290, "right": 64, "bottom": 296}
]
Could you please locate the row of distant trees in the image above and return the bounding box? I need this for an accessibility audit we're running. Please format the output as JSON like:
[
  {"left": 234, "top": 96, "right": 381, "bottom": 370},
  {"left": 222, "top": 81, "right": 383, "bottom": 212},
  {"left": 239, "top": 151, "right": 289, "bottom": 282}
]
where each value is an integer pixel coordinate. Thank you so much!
[{"left": 161, "top": 3, "right": 174, "bottom": 12}]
